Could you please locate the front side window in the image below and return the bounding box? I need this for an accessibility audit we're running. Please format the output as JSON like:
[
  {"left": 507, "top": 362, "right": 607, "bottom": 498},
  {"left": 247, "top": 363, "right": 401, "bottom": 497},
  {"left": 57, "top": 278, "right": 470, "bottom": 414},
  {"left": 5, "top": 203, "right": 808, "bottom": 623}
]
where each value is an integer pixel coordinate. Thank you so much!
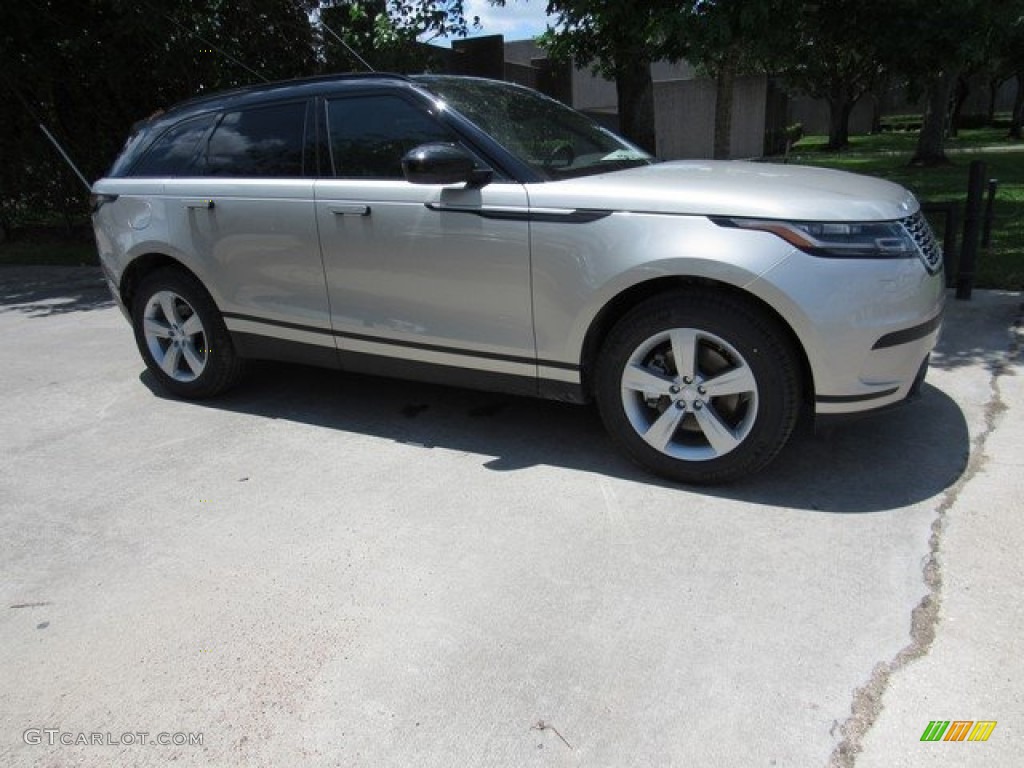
[
  {"left": 326, "top": 95, "right": 459, "bottom": 179},
  {"left": 416, "top": 76, "right": 653, "bottom": 181},
  {"left": 131, "top": 114, "right": 216, "bottom": 176},
  {"left": 203, "top": 101, "right": 307, "bottom": 177}
]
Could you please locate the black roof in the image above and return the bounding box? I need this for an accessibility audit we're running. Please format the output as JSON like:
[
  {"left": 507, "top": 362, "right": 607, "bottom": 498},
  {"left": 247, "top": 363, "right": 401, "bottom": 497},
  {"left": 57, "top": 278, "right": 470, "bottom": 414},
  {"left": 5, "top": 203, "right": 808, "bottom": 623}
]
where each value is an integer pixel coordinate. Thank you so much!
[{"left": 152, "top": 72, "right": 415, "bottom": 124}]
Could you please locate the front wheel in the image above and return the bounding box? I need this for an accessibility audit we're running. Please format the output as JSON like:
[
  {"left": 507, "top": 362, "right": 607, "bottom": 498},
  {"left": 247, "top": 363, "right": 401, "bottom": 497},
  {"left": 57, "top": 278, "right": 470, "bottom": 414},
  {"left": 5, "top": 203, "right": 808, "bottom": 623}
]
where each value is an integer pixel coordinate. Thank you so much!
[
  {"left": 595, "top": 291, "right": 802, "bottom": 484},
  {"left": 131, "top": 268, "right": 245, "bottom": 399}
]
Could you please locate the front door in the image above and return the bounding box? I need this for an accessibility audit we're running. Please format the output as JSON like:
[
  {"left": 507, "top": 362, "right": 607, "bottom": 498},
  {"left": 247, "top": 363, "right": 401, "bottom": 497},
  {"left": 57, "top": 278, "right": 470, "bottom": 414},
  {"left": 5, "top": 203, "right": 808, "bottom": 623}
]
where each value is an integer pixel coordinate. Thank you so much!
[{"left": 314, "top": 92, "right": 536, "bottom": 389}]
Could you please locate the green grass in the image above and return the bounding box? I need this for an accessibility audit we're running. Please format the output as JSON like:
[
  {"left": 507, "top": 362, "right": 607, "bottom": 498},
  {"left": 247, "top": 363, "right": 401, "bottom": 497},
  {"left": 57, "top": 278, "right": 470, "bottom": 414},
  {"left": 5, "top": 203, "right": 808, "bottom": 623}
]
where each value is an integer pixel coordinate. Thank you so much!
[
  {"left": 792, "top": 126, "right": 1018, "bottom": 154},
  {"left": 0, "top": 224, "right": 98, "bottom": 267},
  {"left": 779, "top": 129, "right": 1024, "bottom": 290},
  {"left": 0, "top": 239, "right": 98, "bottom": 267}
]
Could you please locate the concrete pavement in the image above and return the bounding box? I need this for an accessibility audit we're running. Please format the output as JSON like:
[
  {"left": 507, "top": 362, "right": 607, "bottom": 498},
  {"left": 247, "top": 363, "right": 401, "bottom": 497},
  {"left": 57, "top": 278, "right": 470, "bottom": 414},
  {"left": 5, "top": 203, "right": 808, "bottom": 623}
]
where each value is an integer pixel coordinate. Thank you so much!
[
  {"left": 850, "top": 294, "right": 1024, "bottom": 767},
  {"left": 0, "top": 266, "right": 1020, "bottom": 767}
]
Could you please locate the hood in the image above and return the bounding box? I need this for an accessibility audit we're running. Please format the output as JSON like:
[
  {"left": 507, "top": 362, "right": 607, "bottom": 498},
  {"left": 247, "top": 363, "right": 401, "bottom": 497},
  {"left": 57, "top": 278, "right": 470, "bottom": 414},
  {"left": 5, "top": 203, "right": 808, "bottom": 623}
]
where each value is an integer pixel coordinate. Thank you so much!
[{"left": 527, "top": 160, "right": 919, "bottom": 222}]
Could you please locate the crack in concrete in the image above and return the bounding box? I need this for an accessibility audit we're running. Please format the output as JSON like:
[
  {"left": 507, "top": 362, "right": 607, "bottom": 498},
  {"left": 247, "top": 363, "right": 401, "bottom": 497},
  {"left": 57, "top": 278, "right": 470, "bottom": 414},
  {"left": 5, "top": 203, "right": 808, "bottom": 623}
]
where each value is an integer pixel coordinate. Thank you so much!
[{"left": 826, "top": 302, "right": 1022, "bottom": 768}]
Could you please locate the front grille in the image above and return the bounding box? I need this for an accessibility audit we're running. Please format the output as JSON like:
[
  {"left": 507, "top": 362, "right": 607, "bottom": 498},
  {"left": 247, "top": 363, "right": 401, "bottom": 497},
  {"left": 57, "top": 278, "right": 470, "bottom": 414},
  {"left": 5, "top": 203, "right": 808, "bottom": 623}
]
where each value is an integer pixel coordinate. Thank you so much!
[{"left": 902, "top": 211, "right": 943, "bottom": 274}]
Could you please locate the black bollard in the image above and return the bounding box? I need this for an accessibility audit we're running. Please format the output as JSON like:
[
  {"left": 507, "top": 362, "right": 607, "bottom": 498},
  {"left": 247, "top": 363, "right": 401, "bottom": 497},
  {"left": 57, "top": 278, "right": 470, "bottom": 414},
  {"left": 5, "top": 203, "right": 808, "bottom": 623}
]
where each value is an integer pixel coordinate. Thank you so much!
[
  {"left": 955, "top": 160, "right": 986, "bottom": 301},
  {"left": 981, "top": 178, "right": 998, "bottom": 250}
]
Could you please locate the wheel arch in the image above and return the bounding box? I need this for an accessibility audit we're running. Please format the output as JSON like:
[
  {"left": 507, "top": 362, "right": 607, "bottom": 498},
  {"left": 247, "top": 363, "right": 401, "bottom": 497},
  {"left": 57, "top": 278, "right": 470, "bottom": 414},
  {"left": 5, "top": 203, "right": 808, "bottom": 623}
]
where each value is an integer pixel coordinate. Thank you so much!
[
  {"left": 580, "top": 276, "right": 815, "bottom": 405},
  {"left": 125, "top": 255, "right": 246, "bottom": 398},
  {"left": 120, "top": 253, "right": 208, "bottom": 314}
]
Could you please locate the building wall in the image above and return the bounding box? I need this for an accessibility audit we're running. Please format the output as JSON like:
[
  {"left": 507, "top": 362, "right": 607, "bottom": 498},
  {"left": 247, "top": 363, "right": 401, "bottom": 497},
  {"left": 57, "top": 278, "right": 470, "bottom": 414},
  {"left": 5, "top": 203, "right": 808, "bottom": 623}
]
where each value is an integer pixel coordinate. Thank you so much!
[
  {"left": 787, "top": 77, "right": 1019, "bottom": 136},
  {"left": 651, "top": 60, "right": 698, "bottom": 81},
  {"left": 570, "top": 67, "right": 618, "bottom": 112},
  {"left": 962, "top": 77, "right": 1017, "bottom": 115},
  {"left": 448, "top": 37, "right": 772, "bottom": 159},
  {"left": 504, "top": 61, "right": 538, "bottom": 90},
  {"left": 787, "top": 95, "right": 875, "bottom": 136},
  {"left": 503, "top": 40, "right": 542, "bottom": 67},
  {"left": 654, "top": 76, "right": 768, "bottom": 160},
  {"left": 446, "top": 37, "right": 1020, "bottom": 161}
]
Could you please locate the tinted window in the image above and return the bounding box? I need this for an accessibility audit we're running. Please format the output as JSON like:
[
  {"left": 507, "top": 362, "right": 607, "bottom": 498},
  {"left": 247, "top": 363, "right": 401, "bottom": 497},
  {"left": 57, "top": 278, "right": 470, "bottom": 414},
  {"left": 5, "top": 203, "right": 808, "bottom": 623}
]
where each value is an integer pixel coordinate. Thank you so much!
[
  {"left": 418, "top": 76, "right": 652, "bottom": 181},
  {"left": 203, "top": 101, "right": 307, "bottom": 177},
  {"left": 131, "top": 114, "right": 216, "bottom": 176},
  {"left": 327, "top": 95, "right": 458, "bottom": 179}
]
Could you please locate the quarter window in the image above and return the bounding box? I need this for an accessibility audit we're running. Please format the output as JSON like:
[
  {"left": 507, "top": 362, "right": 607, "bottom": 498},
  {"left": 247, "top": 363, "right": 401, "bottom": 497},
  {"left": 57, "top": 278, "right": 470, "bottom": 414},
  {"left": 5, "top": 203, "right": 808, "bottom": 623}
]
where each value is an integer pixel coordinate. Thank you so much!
[
  {"left": 131, "top": 114, "right": 216, "bottom": 176},
  {"left": 326, "top": 95, "right": 458, "bottom": 179},
  {"left": 203, "top": 101, "right": 307, "bottom": 177}
]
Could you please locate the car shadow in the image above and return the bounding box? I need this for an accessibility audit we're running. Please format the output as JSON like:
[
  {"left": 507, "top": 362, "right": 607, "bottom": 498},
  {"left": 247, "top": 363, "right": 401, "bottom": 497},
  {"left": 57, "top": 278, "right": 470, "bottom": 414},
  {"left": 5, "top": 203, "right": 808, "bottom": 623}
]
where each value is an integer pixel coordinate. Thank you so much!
[
  {"left": 141, "top": 362, "right": 969, "bottom": 514},
  {"left": 0, "top": 266, "right": 112, "bottom": 317}
]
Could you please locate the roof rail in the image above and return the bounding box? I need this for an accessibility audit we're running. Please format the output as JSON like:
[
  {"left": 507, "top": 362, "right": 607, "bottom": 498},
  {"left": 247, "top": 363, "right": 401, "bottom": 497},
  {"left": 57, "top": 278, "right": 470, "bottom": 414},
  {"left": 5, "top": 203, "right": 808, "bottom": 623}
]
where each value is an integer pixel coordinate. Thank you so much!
[{"left": 170, "top": 71, "right": 413, "bottom": 112}]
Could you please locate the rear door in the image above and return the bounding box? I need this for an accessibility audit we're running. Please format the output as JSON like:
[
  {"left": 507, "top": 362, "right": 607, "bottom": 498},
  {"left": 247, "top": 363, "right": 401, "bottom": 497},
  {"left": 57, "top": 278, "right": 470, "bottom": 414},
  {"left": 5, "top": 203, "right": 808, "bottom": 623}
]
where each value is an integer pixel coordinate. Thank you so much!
[
  {"left": 161, "top": 99, "right": 334, "bottom": 360},
  {"left": 313, "top": 90, "right": 536, "bottom": 390}
]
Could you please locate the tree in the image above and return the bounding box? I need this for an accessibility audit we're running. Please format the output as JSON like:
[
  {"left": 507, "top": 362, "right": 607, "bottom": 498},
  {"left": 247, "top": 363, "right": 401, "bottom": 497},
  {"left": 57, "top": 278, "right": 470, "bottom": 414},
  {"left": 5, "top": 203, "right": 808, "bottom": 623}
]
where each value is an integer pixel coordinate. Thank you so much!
[
  {"left": 0, "top": 0, "right": 320, "bottom": 232},
  {"left": 1012, "top": 74, "right": 1024, "bottom": 139},
  {"left": 677, "top": 2, "right": 801, "bottom": 159},
  {"left": 879, "top": 0, "right": 996, "bottom": 166},
  {"left": 993, "top": 6, "right": 1024, "bottom": 139},
  {"left": 316, "top": 1, "right": 474, "bottom": 73},
  {"left": 525, "top": 1, "right": 686, "bottom": 154},
  {"left": 528, "top": 2, "right": 804, "bottom": 158},
  {"left": 0, "top": 0, "right": 473, "bottom": 233},
  {"left": 784, "top": 1, "right": 887, "bottom": 150},
  {"left": 496, "top": 3, "right": 822, "bottom": 159}
]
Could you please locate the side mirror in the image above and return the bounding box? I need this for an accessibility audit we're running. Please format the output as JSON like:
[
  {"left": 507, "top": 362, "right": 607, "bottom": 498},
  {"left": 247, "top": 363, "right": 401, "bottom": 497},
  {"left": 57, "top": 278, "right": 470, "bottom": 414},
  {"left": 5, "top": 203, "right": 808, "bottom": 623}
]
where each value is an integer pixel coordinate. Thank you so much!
[{"left": 402, "top": 143, "right": 492, "bottom": 187}]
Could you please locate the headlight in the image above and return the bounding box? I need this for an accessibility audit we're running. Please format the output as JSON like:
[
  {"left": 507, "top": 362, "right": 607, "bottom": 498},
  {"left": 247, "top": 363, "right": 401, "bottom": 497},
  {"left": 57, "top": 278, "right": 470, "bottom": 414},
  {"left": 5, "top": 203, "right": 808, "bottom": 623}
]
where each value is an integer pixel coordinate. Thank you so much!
[{"left": 712, "top": 217, "right": 919, "bottom": 260}]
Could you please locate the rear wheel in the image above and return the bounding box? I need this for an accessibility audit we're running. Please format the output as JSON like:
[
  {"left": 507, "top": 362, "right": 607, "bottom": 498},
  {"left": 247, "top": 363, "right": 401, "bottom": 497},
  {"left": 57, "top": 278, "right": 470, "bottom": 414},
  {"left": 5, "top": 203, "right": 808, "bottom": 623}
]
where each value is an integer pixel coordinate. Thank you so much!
[
  {"left": 131, "top": 268, "right": 244, "bottom": 398},
  {"left": 595, "top": 290, "right": 801, "bottom": 484}
]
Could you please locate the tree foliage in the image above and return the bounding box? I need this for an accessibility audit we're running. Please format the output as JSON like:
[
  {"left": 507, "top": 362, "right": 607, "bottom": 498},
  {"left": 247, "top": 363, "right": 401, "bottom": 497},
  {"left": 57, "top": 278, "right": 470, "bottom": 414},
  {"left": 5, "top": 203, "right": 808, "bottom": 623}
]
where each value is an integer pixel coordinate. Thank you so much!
[
  {"left": 0, "top": 0, "right": 471, "bottom": 233},
  {"left": 990, "top": 4, "right": 1024, "bottom": 138},
  {"left": 529, "top": 1, "right": 801, "bottom": 157},
  {"left": 785, "top": 1, "right": 888, "bottom": 150},
  {"left": 676, "top": 1, "right": 801, "bottom": 158},
  {"left": 877, "top": 0, "right": 998, "bottom": 165},
  {"left": 1, "top": 0, "right": 320, "bottom": 231},
  {"left": 318, "top": 1, "right": 475, "bottom": 73},
  {"left": 2, "top": 0, "right": 1021, "bottom": 234},
  {"left": 525, "top": 1, "right": 686, "bottom": 154}
]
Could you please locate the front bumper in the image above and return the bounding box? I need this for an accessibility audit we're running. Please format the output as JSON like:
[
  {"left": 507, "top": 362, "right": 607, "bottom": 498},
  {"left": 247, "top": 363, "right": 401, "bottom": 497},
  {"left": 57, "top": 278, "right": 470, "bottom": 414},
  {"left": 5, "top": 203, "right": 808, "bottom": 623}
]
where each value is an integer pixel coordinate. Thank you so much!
[
  {"left": 814, "top": 307, "right": 943, "bottom": 415},
  {"left": 815, "top": 354, "right": 931, "bottom": 428},
  {"left": 747, "top": 251, "right": 946, "bottom": 416}
]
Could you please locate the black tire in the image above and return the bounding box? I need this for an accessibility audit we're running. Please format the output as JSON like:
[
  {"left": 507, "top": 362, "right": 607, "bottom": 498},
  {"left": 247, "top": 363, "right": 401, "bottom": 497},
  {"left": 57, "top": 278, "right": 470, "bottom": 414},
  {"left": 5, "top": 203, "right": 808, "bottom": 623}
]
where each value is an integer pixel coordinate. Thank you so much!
[
  {"left": 131, "top": 267, "right": 245, "bottom": 399},
  {"left": 594, "top": 290, "right": 802, "bottom": 484}
]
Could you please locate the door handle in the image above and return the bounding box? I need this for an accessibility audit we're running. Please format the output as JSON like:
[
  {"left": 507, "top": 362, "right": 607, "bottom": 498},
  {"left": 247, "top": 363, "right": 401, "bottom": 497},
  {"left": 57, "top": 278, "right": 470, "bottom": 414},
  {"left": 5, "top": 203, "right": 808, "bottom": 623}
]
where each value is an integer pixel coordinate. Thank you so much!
[
  {"left": 184, "top": 199, "right": 215, "bottom": 210},
  {"left": 329, "top": 204, "right": 371, "bottom": 217}
]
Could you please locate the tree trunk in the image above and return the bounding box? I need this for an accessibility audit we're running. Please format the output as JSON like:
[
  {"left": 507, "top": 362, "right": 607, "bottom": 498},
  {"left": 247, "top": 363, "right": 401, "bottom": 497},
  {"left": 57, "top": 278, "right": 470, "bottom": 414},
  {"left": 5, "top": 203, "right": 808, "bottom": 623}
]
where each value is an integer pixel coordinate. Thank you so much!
[
  {"left": 713, "top": 48, "right": 739, "bottom": 160},
  {"left": 869, "top": 92, "right": 882, "bottom": 134},
  {"left": 614, "top": 57, "right": 656, "bottom": 155},
  {"left": 949, "top": 74, "right": 969, "bottom": 138},
  {"left": 910, "top": 70, "right": 956, "bottom": 166},
  {"left": 872, "top": 79, "right": 893, "bottom": 134},
  {"left": 1010, "top": 72, "right": 1024, "bottom": 140},
  {"left": 987, "top": 76, "right": 1001, "bottom": 126},
  {"left": 825, "top": 93, "right": 855, "bottom": 150}
]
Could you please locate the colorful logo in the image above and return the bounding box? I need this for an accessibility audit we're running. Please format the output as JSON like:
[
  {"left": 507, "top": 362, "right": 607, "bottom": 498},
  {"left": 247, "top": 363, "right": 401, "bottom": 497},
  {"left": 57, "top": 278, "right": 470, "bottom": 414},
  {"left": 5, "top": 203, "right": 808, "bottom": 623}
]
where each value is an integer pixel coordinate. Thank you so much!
[{"left": 920, "top": 721, "right": 997, "bottom": 742}]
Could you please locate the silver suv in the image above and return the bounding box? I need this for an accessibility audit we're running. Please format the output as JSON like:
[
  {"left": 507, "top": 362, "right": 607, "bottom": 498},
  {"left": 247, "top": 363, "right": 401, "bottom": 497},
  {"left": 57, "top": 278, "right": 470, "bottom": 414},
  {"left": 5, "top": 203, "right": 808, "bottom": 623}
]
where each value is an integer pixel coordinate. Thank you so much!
[{"left": 91, "top": 74, "right": 944, "bottom": 483}]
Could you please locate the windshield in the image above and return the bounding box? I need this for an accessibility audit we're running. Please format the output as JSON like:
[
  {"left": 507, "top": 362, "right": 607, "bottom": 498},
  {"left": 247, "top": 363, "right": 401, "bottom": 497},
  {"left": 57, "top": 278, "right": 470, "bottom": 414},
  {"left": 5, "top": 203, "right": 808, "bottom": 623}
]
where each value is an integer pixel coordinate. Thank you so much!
[{"left": 415, "top": 76, "right": 653, "bottom": 181}]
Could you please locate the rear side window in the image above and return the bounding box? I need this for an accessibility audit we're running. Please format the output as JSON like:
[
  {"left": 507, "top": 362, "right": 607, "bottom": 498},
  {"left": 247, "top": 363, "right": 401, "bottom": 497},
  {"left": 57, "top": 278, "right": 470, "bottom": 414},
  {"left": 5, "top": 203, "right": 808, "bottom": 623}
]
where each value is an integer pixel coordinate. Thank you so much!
[
  {"left": 326, "top": 95, "right": 458, "bottom": 179},
  {"left": 131, "top": 114, "right": 216, "bottom": 176},
  {"left": 203, "top": 101, "right": 308, "bottom": 177}
]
